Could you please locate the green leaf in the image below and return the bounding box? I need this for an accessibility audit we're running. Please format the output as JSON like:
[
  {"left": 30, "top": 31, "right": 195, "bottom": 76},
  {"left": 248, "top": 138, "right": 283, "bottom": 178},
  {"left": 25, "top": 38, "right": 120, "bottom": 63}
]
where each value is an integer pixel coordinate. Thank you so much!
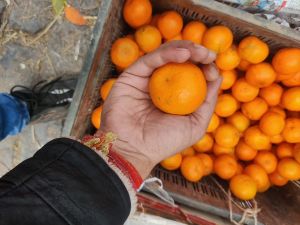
[{"left": 52, "top": 0, "right": 66, "bottom": 15}]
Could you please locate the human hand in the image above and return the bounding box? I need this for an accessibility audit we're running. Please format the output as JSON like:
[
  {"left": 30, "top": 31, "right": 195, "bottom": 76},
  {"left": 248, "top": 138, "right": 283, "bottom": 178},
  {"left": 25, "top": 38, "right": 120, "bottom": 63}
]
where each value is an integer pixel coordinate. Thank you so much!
[{"left": 99, "top": 41, "right": 222, "bottom": 179}]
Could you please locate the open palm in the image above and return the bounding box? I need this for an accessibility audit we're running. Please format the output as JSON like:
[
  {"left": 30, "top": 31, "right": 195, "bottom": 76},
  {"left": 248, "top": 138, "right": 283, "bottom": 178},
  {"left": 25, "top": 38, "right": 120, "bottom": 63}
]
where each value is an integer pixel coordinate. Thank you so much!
[{"left": 100, "top": 41, "right": 222, "bottom": 178}]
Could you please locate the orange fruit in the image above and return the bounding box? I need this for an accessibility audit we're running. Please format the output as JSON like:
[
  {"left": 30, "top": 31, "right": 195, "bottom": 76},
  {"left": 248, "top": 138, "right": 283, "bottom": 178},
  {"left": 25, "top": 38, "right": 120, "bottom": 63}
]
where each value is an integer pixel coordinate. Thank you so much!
[
  {"left": 235, "top": 139, "right": 257, "bottom": 161},
  {"left": 150, "top": 14, "right": 160, "bottom": 27},
  {"left": 270, "top": 134, "right": 284, "bottom": 144},
  {"left": 135, "top": 25, "right": 162, "bottom": 53},
  {"left": 254, "top": 151, "right": 278, "bottom": 174},
  {"left": 230, "top": 174, "right": 257, "bottom": 200},
  {"left": 193, "top": 134, "right": 214, "bottom": 153},
  {"left": 272, "top": 48, "right": 300, "bottom": 75},
  {"left": 244, "top": 164, "right": 270, "bottom": 192},
  {"left": 269, "top": 106, "right": 286, "bottom": 119},
  {"left": 277, "top": 158, "right": 300, "bottom": 180},
  {"left": 100, "top": 78, "right": 117, "bottom": 100},
  {"left": 157, "top": 11, "right": 183, "bottom": 39},
  {"left": 182, "top": 21, "right": 207, "bottom": 44},
  {"left": 123, "top": 0, "right": 152, "bottom": 28},
  {"left": 160, "top": 153, "right": 182, "bottom": 171},
  {"left": 91, "top": 106, "right": 103, "bottom": 129},
  {"left": 149, "top": 63, "right": 207, "bottom": 115},
  {"left": 241, "top": 97, "right": 268, "bottom": 120},
  {"left": 220, "top": 70, "right": 237, "bottom": 90},
  {"left": 207, "top": 113, "right": 220, "bottom": 133},
  {"left": 216, "top": 45, "right": 241, "bottom": 70},
  {"left": 111, "top": 37, "right": 140, "bottom": 68},
  {"left": 276, "top": 72, "right": 294, "bottom": 82},
  {"left": 259, "top": 111, "right": 285, "bottom": 136},
  {"left": 180, "top": 156, "right": 204, "bottom": 182},
  {"left": 282, "top": 71, "right": 300, "bottom": 87},
  {"left": 181, "top": 147, "right": 195, "bottom": 157},
  {"left": 227, "top": 111, "right": 250, "bottom": 133},
  {"left": 259, "top": 83, "right": 283, "bottom": 106},
  {"left": 238, "top": 36, "right": 269, "bottom": 64},
  {"left": 166, "top": 33, "right": 183, "bottom": 42},
  {"left": 237, "top": 59, "right": 251, "bottom": 71},
  {"left": 236, "top": 163, "right": 244, "bottom": 175},
  {"left": 215, "top": 94, "right": 239, "bottom": 117},
  {"left": 213, "top": 144, "right": 234, "bottom": 156},
  {"left": 293, "top": 144, "right": 300, "bottom": 163},
  {"left": 64, "top": 6, "right": 87, "bottom": 26},
  {"left": 244, "top": 126, "right": 271, "bottom": 150},
  {"left": 196, "top": 153, "right": 214, "bottom": 176},
  {"left": 202, "top": 25, "right": 233, "bottom": 53},
  {"left": 282, "top": 118, "right": 300, "bottom": 143},
  {"left": 269, "top": 170, "right": 288, "bottom": 186},
  {"left": 245, "top": 63, "right": 276, "bottom": 88},
  {"left": 232, "top": 78, "right": 259, "bottom": 103},
  {"left": 214, "top": 124, "right": 240, "bottom": 148},
  {"left": 281, "top": 87, "right": 300, "bottom": 111},
  {"left": 276, "top": 142, "right": 294, "bottom": 159},
  {"left": 214, "top": 154, "right": 238, "bottom": 180}
]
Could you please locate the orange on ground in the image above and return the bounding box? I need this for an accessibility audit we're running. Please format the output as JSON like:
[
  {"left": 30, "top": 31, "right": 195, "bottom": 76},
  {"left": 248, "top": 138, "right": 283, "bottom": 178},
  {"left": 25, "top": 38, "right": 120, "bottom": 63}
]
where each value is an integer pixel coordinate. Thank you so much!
[
  {"left": 166, "top": 33, "right": 183, "bottom": 42},
  {"left": 216, "top": 45, "right": 241, "bottom": 70},
  {"left": 149, "top": 63, "right": 207, "bottom": 115},
  {"left": 227, "top": 111, "right": 250, "bottom": 133},
  {"left": 160, "top": 153, "right": 182, "bottom": 171},
  {"left": 196, "top": 153, "right": 214, "bottom": 176},
  {"left": 269, "top": 106, "right": 286, "bottom": 119},
  {"left": 64, "top": 6, "right": 87, "bottom": 26},
  {"left": 282, "top": 71, "right": 300, "bottom": 87},
  {"left": 244, "top": 126, "right": 271, "bottom": 150},
  {"left": 202, "top": 25, "right": 233, "bottom": 53},
  {"left": 246, "top": 63, "right": 276, "bottom": 88},
  {"left": 213, "top": 144, "right": 234, "bottom": 156},
  {"left": 270, "top": 134, "right": 284, "bottom": 144},
  {"left": 193, "top": 134, "right": 214, "bottom": 153},
  {"left": 150, "top": 14, "right": 160, "bottom": 27},
  {"left": 123, "top": 0, "right": 152, "bottom": 28},
  {"left": 157, "top": 11, "right": 183, "bottom": 39},
  {"left": 232, "top": 78, "right": 259, "bottom": 103},
  {"left": 230, "top": 174, "right": 257, "bottom": 200},
  {"left": 269, "top": 170, "right": 288, "bottom": 186},
  {"left": 135, "top": 25, "right": 162, "bottom": 53},
  {"left": 235, "top": 139, "right": 257, "bottom": 161},
  {"left": 215, "top": 124, "right": 240, "bottom": 148},
  {"left": 214, "top": 154, "right": 238, "bottom": 180},
  {"left": 277, "top": 158, "right": 300, "bottom": 180},
  {"left": 180, "top": 156, "right": 204, "bottom": 182},
  {"left": 259, "top": 111, "right": 285, "bottom": 136},
  {"left": 282, "top": 118, "right": 300, "bottom": 143},
  {"left": 293, "top": 145, "right": 300, "bottom": 163},
  {"left": 181, "top": 147, "right": 195, "bottom": 157},
  {"left": 254, "top": 151, "right": 278, "bottom": 174},
  {"left": 100, "top": 78, "right": 117, "bottom": 100},
  {"left": 272, "top": 48, "right": 300, "bottom": 75},
  {"left": 238, "top": 36, "right": 269, "bottom": 64},
  {"left": 237, "top": 59, "right": 251, "bottom": 71},
  {"left": 259, "top": 83, "right": 283, "bottom": 106},
  {"left": 276, "top": 142, "right": 293, "bottom": 159},
  {"left": 215, "top": 94, "right": 239, "bottom": 117},
  {"left": 281, "top": 87, "right": 300, "bottom": 111},
  {"left": 207, "top": 113, "right": 220, "bottom": 133},
  {"left": 91, "top": 106, "right": 103, "bottom": 129},
  {"left": 182, "top": 21, "right": 207, "bottom": 44},
  {"left": 244, "top": 164, "right": 270, "bottom": 192},
  {"left": 111, "top": 37, "right": 140, "bottom": 68},
  {"left": 220, "top": 70, "right": 237, "bottom": 90},
  {"left": 241, "top": 97, "right": 268, "bottom": 120}
]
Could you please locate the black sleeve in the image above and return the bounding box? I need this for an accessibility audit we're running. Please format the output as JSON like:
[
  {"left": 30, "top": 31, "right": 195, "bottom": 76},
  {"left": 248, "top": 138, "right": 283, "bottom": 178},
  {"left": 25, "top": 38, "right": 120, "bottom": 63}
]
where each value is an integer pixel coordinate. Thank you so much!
[{"left": 0, "top": 138, "right": 131, "bottom": 225}]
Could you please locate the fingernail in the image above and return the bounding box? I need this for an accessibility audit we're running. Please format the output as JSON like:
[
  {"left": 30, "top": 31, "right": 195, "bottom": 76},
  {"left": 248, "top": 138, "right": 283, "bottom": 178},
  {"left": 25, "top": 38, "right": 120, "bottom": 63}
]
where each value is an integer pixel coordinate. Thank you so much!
[
  {"left": 208, "top": 51, "right": 217, "bottom": 60},
  {"left": 193, "top": 43, "right": 205, "bottom": 49}
]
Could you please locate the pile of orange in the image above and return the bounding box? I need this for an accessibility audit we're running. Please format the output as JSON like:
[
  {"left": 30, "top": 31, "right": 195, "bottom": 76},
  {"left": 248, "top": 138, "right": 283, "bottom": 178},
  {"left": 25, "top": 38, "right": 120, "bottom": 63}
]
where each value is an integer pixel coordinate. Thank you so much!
[{"left": 91, "top": 0, "right": 300, "bottom": 201}]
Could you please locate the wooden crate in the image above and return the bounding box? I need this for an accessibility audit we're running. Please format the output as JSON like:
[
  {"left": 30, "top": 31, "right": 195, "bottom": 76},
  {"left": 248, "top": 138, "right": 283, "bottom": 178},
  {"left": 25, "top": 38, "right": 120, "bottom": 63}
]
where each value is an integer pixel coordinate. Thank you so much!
[{"left": 62, "top": 1, "right": 300, "bottom": 224}]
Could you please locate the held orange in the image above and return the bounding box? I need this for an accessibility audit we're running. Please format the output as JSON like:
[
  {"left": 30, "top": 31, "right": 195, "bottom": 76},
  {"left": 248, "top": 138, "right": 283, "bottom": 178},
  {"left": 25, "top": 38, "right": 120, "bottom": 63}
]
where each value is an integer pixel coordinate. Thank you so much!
[
  {"left": 180, "top": 156, "right": 205, "bottom": 182},
  {"left": 193, "top": 134, "right": 214, "bottom": 153},
  {"left": 277, "top": 158, "right": 300, "bottom": 180},
  {"left": 230, "top": 174, "right": 257, "bottom": 200},
  {"left": 182, "top": 21, "right": 207, "bottom": 44},
  {"left": 232, "top": 78, "right": 259, "bottom": 103},
  {"left": 214, "top": 154, "right": 238, "bottom": 180},
  {"left": 259, "top": 83, "right": 283, "bottom": 106},
  {"left": 123, "top": 0, "right": 152, "bottom": 28},
  {"left": 269, "top": 170, "right": 288, "bottom": 186},
  {"left": 149, "top": 63, "right": 207, "bottom": 115},
  {"left": 281, "top": 87, "right": 300, "bottom": 111},
  {"left": 215, "top": 94, "right": 239, "bottom": 117},
  {"left": 241, "top": 97, "right": 268, "bottom": 120},
  {"left": 245, "top": 63, "right": 276, "bottom": 88},
  {"left": 196, "top": 153, "right": 214, "bottom": 176},
  {"left": 202, "top": 25, "right": 233, "bottom": 53},
  {"left": 181, "top": 147, "right": 195, "bottom": 157},
  {"left": 272, "top": 48, "right": 300, "bottom": 75},
  {"left": 220, "top": 70, "right": 237, "bottom": 90},
  {"left": 135, "top": 25, "right": 162, "bottom": 53},
  {"left": 227, "top": 111, "right": 250, "bottom": 133},
  {"left": 100, "top": 78, "right": 117, "bottom": 100},
  {"left": 214, "top": 124, "right": 240, "bottom": 148},
  {"left": 160, "top": 153, "right": 182, "bottom": 171},
  {"left": 207, "top": 113, "right": 220, "bottom": 133},
  {"left": 244, "top": 126, "right": 271, "bottom": 150},
  {"left": 244, "top": 164, "right": 270, "bottom": 192},
  {"left": 157, "top": 11, "right": 183, "bottom": 39},
  {"left": 91, "top": 106, "right": 103, "bottom": 129},
  {"left": 254, "top": 151, "right": 278, "bottom": 174},
  {"left": 216, "top": 45, "right": 241, "bottom": 70},
  {"left": 235, "top": 139, "right": 257, "bottom": 161},
  {"left": 238, "top": 36, "right": 269, "bottom": 64},
  {"left": 282, "top": 118, "right": 300, "bottom": 143},
  {"left": 259, "top": 111, "right": 285, "bottom": 136}
]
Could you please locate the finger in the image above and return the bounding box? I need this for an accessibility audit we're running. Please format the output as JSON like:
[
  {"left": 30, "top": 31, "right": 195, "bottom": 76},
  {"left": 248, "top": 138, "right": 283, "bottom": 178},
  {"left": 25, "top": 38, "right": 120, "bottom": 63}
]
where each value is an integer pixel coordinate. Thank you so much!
[
  {"left": 189, "top": 44, "right": 216, "bottom": 64},
  {"left": 202, "top": 63, "right": 220, "bottom": 82}
]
